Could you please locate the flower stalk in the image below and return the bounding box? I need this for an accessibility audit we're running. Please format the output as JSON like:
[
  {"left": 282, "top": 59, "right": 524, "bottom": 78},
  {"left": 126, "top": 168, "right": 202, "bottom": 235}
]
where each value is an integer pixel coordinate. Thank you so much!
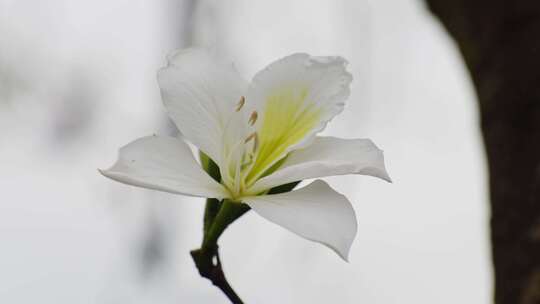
[
  {"left": 192, "top": 153, "right": 302, "bottom": 303},
  {"left": 202, "top": 200, "right": 250, "bottom": 249},
  {"left": 191, "top": 153, "right": 250, "bottom": 303},
  {"left": 192, "top": 199, "right": 249, "bottom": 304}
]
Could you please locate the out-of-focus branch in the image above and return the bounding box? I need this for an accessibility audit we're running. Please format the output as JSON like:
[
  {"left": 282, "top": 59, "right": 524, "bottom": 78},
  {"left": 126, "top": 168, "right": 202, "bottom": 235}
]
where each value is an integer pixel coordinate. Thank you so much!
[{"left": 425, "top": 1, "right": 540, "bottom": 303}]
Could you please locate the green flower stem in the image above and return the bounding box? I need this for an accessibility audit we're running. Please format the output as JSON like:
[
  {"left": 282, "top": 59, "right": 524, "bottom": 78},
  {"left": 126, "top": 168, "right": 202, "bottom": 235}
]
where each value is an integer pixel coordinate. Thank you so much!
[
  {"left": 202, "top": 200, "right": 250, "bottom": 249},
  {"left": 203, "top": 198, "right": 221, "bottom": 236}
]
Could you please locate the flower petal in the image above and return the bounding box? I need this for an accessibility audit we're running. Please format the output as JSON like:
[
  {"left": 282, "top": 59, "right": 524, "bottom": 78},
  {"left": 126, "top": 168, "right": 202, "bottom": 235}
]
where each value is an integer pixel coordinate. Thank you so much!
[
  {"left": 244, "top": 180, "right": 357, "bottom": 261},
  {"left": 100, "top": 136, "right": 229, "bottom": 199},
  {"left": 157, "top": 48, "right": 248, "bottom": 164},
  {"left": 250, "top": 136, "right": 391, "bottom": 194},
  {"left": 243, "top": 54, "right": 353, "bottom": 185}
]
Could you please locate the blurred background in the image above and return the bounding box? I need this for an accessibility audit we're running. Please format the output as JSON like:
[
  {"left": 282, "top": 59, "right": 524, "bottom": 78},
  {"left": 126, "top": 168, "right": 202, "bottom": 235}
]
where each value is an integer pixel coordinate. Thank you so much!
[{"left": 0, "top": 0, "right": 490, "bottom": 303}]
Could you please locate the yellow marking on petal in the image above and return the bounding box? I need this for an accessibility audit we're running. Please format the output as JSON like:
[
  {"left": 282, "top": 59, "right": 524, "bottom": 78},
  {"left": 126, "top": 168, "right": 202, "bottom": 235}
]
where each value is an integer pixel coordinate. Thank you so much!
[{"left": 245, "top": 86, "right": 321, "bottom": 185}]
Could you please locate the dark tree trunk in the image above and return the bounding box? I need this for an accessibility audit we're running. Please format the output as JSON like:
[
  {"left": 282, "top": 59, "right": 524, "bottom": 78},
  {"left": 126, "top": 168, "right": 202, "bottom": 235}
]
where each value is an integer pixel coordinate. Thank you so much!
[{"left": 424, "top": 1, "right": 540, "bottom": 303}]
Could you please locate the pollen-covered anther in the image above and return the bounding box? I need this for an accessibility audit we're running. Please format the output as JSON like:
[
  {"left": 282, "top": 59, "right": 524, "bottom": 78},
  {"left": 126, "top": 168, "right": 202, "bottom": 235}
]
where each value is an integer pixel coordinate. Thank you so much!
[
  {"left": 248, "top": 111, "right": 258, "bottom": 126},
  {"left": 236, "top": 96, "right": 245, "bottom": 112},
  {"left": 244, "top": 132, "right": 259, "bottom": 152}
]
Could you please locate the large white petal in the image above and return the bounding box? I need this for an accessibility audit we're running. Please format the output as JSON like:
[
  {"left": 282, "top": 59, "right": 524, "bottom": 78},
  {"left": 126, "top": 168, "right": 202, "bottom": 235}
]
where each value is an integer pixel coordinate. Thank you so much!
[
  {"left": 100, "top": 136, "right": 229, "bottom": 199},
  {"left": 244, "top": 180, "right": 357, "bottom": 261},
  {"left": 250, "top": 136, "right": 391, "bottom": 193},
  {"left": 157, "top": 48, "right": 248, "bottom": 163},
  {"left": 242, "top": 54, "right": 353, "bottom": 184},
  {"left": 247, "top": 53, "right": 353, "bottom": 134}
]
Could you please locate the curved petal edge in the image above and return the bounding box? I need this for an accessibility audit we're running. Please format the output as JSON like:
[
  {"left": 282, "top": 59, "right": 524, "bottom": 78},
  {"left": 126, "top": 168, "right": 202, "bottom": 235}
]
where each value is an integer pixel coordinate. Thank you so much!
[
  {"left": 244, "top": 180, "right": 358, "bottom": 261},
  {"left": 100, "top": 135, "right": 228, "bottom": 199}
]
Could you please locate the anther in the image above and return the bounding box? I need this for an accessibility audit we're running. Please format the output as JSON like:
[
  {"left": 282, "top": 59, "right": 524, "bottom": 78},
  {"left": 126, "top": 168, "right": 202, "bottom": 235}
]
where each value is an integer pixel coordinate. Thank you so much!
[
  {"left": 248, "top": 111, "right": 258, "bottom": 126},
  {"left": 236, "top": 96, "right": 245, "bottom": 112}
]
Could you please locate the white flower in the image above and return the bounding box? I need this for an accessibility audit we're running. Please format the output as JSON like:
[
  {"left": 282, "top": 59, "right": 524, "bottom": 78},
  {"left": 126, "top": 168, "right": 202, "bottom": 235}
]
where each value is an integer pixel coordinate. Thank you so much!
[{"left": 100, "top": 48, "right": 391, "bottom": 261}]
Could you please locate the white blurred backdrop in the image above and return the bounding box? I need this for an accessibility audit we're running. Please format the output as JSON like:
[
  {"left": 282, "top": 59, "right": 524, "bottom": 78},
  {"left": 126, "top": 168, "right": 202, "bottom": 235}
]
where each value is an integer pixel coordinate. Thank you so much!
[{"left": 0, "top": 0, "right": 490, "bottom": 303}]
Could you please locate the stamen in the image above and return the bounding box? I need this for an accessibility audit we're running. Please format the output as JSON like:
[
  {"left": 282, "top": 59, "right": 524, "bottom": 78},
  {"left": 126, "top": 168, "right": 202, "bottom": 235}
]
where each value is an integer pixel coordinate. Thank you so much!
[
  {"left": 244, "top": 132, "right": 256, "bottom": 143},
  {"left": 248, "top": 111, "right": 258, "bottom": 126},
  {"left": 244, "top": 132, "right": 259, "bottom": 152},
  {"left": 253, "top": 134, "right": 259, "bottom": 152},
  {"left": 240, "top": 154, "right": 254, "bottom": 171},
  {"left": 236, "top": 96, "right": 245, "bottom": 112}
]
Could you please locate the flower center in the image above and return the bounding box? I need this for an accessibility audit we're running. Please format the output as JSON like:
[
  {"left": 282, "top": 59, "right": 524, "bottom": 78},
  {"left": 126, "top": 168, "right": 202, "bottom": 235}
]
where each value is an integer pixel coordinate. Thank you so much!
[{"left": 223, "top": 87, "right": 322, "bottom": 198}]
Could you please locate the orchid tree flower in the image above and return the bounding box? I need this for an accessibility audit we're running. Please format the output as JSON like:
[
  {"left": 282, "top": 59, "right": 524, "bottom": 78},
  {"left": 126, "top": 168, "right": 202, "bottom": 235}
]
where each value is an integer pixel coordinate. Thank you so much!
[{"left": 101, "top": 48, "right": 390, "bottom": 264}]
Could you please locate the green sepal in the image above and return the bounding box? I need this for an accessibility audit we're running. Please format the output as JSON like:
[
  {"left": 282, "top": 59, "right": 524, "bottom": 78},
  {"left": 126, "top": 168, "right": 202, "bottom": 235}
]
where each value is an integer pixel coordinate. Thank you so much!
[
  {"left": 268, "top": 180, "right": 301, "bottom": 194},
  {"left": 199, "top": 152, "right": 223, "bottom": 236},
  {"left": 199, "top": 151, "right": 221, "bottom": 182}
]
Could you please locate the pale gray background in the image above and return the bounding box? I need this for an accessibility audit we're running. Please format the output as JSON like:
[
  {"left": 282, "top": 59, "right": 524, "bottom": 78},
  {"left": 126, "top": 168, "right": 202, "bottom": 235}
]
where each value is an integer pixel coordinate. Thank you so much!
[{"left": 0, "top": 0, "right": 490, "bottom": 303}]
